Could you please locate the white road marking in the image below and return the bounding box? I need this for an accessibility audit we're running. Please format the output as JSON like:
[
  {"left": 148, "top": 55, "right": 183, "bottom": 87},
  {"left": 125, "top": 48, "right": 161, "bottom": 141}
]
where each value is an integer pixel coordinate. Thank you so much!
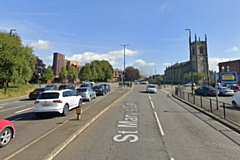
[
  {"left": 15, "top": 107, "right": 32, "bottom": 114},
  {"left": 150, "top": 101, "right": 155, "bottom": 109},
  {"left": 1, "top": 103, "right": 9, "bottom": 105},
  {"left": 154, "top": 111, "right": 165, "bottom": 136},
  {"left": 0, "top": 105, "right": 25, "bottom": 112}
]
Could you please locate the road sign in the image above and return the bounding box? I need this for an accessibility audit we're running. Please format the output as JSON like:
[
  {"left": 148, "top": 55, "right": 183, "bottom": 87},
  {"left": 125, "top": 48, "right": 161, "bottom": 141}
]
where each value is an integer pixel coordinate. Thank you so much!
[{"left": 220, "top": 72, "right": 238, "bottom": 84}]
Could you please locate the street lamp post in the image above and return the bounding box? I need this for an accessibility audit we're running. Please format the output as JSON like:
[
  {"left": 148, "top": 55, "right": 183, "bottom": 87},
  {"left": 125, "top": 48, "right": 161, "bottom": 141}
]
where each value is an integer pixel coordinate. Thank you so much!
[
  {"left": 185, "top": 29, "right": 193, "bottom": 94},
  {"left": 10, "top": 29, "right": 16, "bottom": 35},
  {"left": 120, "top": 44, "right": 129, "bottom": 88}
]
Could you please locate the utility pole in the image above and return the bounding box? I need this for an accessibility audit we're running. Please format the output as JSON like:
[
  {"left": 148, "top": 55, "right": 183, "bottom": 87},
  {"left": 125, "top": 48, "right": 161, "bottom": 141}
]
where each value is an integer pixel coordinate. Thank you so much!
[
  {"left": 120, "top": 44, "right": 129, "bottom": 88},
  {"left": 185, "top": 29, "right": 193, "bottom": 94}
]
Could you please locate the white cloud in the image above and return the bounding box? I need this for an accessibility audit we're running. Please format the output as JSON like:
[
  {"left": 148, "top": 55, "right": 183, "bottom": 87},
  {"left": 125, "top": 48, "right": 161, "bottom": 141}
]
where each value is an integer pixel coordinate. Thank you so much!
[
  {"left": 66, "top": 49, "right": 138, "bottom": 67},
  {"left": 133, "top": 59, "right": 155, "bottom": 67},
  {"left": 30, "top": 39, "right": 51, "bottom": 50},
  {"left": 225, "top": 46, "right": 239, "bottom": 52},
  {"left": 208, "top": 57, "right": 240, "bottom": 72}
]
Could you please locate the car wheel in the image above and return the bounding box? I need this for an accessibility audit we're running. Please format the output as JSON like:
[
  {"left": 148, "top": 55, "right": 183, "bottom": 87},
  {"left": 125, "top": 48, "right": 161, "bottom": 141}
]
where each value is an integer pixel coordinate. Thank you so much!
[
  {"left": 204, "top": 92, "right": 207, "bottom": 96},
  {"left": 232, "top": 101, "right": 238, "bottom": 108},
  {"left": 0, "top": 128, "right": 12, "bottom": 148},
  {"left": 62, "top": 104, "right": 69, "bottom": 116}
]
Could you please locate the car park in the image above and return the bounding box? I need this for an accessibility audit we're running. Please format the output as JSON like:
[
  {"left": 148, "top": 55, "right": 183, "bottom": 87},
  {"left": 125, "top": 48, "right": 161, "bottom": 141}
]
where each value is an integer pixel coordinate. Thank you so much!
[
  {"left": 58, "top": 84, "right": 75, "bottom": 90},
  {"left": 194, "top": 86, "right": 219, "bottom": 96},
  {"left": 33, "top": 89, "right": 82, "bottom": 118},
  {"left": 93, "top": 85, "right": 107, "bottom": 96},
  {"left": 146, "top": 84, "right": 157, "bottom": 94},
  {"left": 29, "top": 88, "right": 51, "bottom": 99},
  {"left": 0, "top": 119, "right": 16, "bottom": 148},
  {"left": 76, "top": 87, "right": 96, "bottom": 101},
  {"left": 217, "top": 87, "right": 234, "bottom": 96}
]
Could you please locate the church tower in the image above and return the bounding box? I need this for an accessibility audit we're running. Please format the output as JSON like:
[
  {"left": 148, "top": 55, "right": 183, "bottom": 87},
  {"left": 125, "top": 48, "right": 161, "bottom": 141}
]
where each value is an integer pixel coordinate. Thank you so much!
[{"left": 190, "top": 34, "right": 209, "bottom": 84}]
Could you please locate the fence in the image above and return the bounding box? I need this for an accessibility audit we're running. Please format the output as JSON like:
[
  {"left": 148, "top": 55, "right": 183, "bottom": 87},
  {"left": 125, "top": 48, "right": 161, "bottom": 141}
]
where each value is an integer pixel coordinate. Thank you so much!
[{"left": 175, "top": 87, "right": 240, "bottom": 125}]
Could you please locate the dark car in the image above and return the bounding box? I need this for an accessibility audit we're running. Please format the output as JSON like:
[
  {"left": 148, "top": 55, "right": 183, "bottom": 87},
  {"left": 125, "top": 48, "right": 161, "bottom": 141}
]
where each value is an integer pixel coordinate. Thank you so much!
[
  {"left": 58, "top": 84, "right": 75, "bottom": 90},
  {"left": 80, "top": 83, "right": 93, "bottom": 88},
  {"left": 45, "top": 84, "right": 58, "bottom": 90},
  {"left": 101, "top": 84, "right": 110, "bottom": 92},
  {"left": 29, "top": 88, "right": 50, "bottom": 99},
  {"left": 194, "top": 86, "right": 219, "bottom": 96},
  {"left": 93, "top": 85, "right": 107, "bottom": 96}
]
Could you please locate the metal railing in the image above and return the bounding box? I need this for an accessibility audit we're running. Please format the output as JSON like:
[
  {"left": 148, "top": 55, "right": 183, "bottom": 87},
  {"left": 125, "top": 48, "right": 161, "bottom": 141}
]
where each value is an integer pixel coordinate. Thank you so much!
[{"left": 175, "top": 87, "right": 240, "bottom": 125}]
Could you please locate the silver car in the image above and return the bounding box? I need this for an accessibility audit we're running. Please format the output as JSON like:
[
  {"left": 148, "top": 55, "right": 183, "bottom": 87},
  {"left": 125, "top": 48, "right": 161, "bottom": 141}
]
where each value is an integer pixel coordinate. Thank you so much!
[
  {"left": 217, "top": 87, "right": 234, "bottom": 96},
  {"left": 76, "top": 87, "right": 96, "bottom": 101},
  {"left": 146, "top": 84, "right": 157, "bottom": 94}
]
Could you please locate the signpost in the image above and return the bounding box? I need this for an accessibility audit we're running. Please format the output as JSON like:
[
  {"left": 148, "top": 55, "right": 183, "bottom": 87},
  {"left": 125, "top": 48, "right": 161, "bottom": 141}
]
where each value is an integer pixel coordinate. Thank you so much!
[{"left": 220, "top": 71, "right": 238, "bottom": 85}]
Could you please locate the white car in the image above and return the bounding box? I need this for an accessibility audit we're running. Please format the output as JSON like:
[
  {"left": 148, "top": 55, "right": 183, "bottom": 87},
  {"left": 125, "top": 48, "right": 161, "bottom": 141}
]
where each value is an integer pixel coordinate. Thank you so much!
[
  {"left": 146, "top": 84, "right": 157, "bottom": 94},
  {"left": 33, "top": 89, "right": 83, "bottom": 118},
  {"left": 232, "top": 92, "right": 240, "bottom": 107},
  {"left": 217, "top": 87, "right": 234, "bottom": 96}
]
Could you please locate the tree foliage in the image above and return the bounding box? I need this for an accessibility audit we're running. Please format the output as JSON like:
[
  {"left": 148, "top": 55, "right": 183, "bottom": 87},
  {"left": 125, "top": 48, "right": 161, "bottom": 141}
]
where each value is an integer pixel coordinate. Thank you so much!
[
  {"left": 44, "top": 66, "right": 55, "bottom": 81},
  {"left": 79, "top": 60, "right": 114, "bottom": 82},
  {"left": 0, "top": 31, "right": 36, "bottom": 87},
  {"left": 188, "top": 72, "right": 207, "bottom": 84},
  {"left": 125, "top": 66, "right": 140, "bottom": 81}
]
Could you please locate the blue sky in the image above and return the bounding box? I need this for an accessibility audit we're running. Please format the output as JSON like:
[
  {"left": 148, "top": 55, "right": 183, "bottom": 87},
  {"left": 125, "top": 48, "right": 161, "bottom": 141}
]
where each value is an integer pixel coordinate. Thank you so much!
[{"left": 1, "top": 0, "right": 240, "bottom": 76}]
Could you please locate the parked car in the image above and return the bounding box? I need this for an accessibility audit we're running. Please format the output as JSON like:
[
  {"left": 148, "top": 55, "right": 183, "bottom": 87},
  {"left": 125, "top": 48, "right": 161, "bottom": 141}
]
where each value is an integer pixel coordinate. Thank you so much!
[
  {"left": 140, "top": 80, "right": 148, "bottom": 84},
  {"left": 0, "top": 119, "right": 16, "bottom": 148},
  {"left": 29, "top": 88, "right": 51, "bottom": 99},
  {"left": 228, "top": 85, "right": 240, "bottom": 92},
  {"left": 58, "top": 84, "right": 75, "bottom": 90},
  {"left": 134, "top": 80, "right": 140, "bottom": 84},
  {"left": 80, "top": 83, "right": 93, "bottom": 88},
  {"left": 101, "top": 84, "right": 110, "bottom": 92},
  {"left": 45, "top": 84, "right": 58, "bottom": 90},
  {"left": 194, "top": 86, "right": 219, "bottom": 96},
  {"left": 93, "top": 85, "right": 107, "bottom": 96},
  {"left": 33, "top": 89, "right": 82, "bottom": 118},
  {"left": 232, "top": 92, "right": 240, "bottom": 107},
  {"left": 146, "top": 84, "right": 157, "bottom": 94},
  {"left": 76, "top": 87, "right": 96, "bottom": 101},
  {"left": 217, "top": 87, "right": 234, "bottom": 96},
  {"left": 184, "top": 82, "right": 196, "bottom": 87}
]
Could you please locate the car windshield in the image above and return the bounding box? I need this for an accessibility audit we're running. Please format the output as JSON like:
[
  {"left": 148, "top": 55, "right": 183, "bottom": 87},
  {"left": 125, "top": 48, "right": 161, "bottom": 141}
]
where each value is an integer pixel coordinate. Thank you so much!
[
  {"left": 37, "top": 92, "right": 60, "bottom": 99},
  {"left": 147, "top": 85, "right": 156, "bottom": 88},
  {"left": 77, "top": 88, "right": 87, "bottom": 92}
]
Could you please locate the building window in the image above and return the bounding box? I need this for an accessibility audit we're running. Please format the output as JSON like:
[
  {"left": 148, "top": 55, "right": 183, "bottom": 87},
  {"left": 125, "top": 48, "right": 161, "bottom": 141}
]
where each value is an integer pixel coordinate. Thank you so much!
[
  {"left": 199, "top": 46, "right": 204, "bottom": 54},
  {"left": 221, "top": 66, "right": 225, "bottom": 72},
  {"left": 201, "top": 64, "right": 204, "bottom": 71},
  {"left": 227, "top": 66, "right": 230, "bottom": 72}
]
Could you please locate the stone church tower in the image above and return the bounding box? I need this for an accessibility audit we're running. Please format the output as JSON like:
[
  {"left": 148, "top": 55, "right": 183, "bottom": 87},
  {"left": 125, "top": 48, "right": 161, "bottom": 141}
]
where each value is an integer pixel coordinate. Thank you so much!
[{"left": 190, "top": 34, "right": 209, "bottom": 84}]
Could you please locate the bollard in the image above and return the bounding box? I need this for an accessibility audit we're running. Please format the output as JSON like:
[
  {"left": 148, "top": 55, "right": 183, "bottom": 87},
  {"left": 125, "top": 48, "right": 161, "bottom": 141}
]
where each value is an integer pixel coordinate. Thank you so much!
[{"left": 76, "top": 108, "right": 82, "bottom": 120}]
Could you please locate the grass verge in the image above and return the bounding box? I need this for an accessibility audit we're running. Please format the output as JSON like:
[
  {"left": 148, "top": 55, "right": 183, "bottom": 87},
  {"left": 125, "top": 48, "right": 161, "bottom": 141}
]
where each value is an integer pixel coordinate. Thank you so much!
[{"left": 0, "top": 84, "right": 37, "bottom": 100}]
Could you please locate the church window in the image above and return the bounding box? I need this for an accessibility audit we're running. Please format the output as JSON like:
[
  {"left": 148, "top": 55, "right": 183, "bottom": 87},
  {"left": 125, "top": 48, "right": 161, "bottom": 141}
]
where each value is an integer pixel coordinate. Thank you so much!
[
  {"left": 227, "top": 66, "right": 230, "bottom": 72},
  {"left": 200, "top": 46, "right": 204, "bottom": 54},
  {"left": 221, "top": 66, "right": 225, "bottom": 72}
]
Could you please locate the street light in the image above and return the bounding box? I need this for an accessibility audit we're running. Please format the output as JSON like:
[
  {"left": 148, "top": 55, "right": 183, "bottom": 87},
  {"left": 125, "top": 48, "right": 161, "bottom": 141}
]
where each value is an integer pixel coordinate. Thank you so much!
[
  {"left": 120, "top": 44, "right": 129, "bottom": 88},
  {"left": 10, "top": 29, "right": 16, "bottom": 35},
  {"left": 185, "top": 29, "right": 193, "bottom": 94}
]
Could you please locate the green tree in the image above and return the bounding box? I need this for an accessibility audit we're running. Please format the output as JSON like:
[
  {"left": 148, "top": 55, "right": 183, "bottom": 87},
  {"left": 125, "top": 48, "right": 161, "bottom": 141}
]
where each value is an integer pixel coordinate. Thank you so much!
[
  {"left": 125, "top": 66, "right": 140, "bottom": 81},
  {"left": 188, "top": 72, "right": 207, "bottom": 85},
  {"left": 67, "top": 65, "right": 78, "bottom": 83},
  {"left": 157, "top": 76, "right": 163, "bottom": 84},
  {"left": 79, "top": 63, "right": 92, "bottom": 81},
  {"left": 59, "top": 66, "right": 68, "bottom": 83},
  {"left": 44, "top": 66, "right": 55, "bottom": 82},
  {"left": 90, "top": 62, "right": 98, "bottom": 81},
  {"left": 0, "top": 31, "right": 36, "bottom": 87}
]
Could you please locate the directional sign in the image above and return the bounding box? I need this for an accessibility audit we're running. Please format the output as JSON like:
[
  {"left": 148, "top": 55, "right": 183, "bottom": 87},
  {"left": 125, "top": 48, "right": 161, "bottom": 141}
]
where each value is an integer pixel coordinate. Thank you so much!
[{"left": 220, "top": 72, "right": 238, "bottom": 84}]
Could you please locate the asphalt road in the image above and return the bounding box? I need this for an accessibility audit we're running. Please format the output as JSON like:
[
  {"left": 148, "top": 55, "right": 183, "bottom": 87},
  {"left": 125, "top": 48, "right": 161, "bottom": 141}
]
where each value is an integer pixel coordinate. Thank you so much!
[
  {"left": 0, "top": 83, "right": 120, "bottom": 160},
  {"left": 52, "top": 85, "right": 240, "bottom": 160}
]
